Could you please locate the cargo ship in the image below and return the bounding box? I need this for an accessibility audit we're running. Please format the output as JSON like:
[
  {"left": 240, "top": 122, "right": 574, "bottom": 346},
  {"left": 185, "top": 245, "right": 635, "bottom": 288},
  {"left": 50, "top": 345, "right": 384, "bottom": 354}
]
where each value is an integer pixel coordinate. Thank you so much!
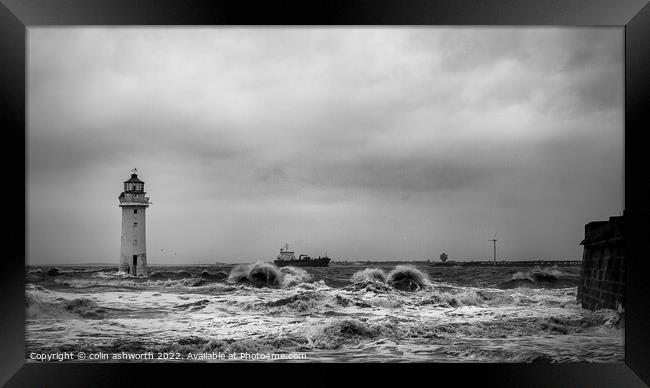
[{"left": 273, "top": 244, "right": 331, "bottom": 267}]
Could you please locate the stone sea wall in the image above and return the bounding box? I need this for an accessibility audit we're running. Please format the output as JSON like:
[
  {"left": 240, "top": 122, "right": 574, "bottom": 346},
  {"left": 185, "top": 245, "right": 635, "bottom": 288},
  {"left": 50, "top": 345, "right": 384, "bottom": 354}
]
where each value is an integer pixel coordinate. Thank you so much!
[{"left": 577, "top": 216, "right": 625, "bottom": 311}]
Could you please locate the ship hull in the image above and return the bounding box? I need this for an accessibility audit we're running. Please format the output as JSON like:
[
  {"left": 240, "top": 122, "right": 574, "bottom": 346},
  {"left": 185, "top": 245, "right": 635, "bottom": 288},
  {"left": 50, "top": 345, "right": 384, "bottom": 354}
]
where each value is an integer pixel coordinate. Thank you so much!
[{"left": 273, "top": 258, "right": 330, "bottom": 267}]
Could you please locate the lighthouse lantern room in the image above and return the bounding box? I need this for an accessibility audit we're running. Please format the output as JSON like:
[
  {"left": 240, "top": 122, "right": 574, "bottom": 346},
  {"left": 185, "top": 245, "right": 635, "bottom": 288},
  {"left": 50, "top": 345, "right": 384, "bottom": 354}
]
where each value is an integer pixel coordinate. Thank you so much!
[{"left": 118, "top": 169, "right": 151, "bottom": 276}]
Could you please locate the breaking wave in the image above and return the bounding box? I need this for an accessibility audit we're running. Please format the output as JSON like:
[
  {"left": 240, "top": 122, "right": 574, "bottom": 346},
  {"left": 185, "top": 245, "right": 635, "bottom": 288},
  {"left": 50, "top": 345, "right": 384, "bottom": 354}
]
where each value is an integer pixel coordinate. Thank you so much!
[
  {"left": 351, "top": 268, "right": 387, "bottom": 283},
  {"left": 280, "top": 267, "right": 313, "bottom": 287},
  {"left": 386, "top": 265, "right": 430, "bottom": 291},
  {"left": 227, "top": 262, "right": 312, "bottom": 288},
  {"left": 261, "top": 289, "right": 372, "bottom": 313},
  {"left": 265, "top": 292, "right": 325, "bottom": 312},
  {"left": 406, "top": 309, "right": 622, "bottom": 339},
  {"left": 201, "top": 270, "right": 229, "bottom": 280},
  {"left": 349, "top": 265, "right": 430, "bottom": 292},
  {"left": 417, "top": 287, "right": 498, "bottom": 307},
  {"left": 498, "top": 266, "right": 576, "bottom": 289},
  {"left": 310, "top": 319, "right": 400, "bottom": 349},
  {"left": 26, "top": 287, "right": 107, "bottom": 319},
  {"left": 45, "top": 267, "right": 60, "bottom": 276}
]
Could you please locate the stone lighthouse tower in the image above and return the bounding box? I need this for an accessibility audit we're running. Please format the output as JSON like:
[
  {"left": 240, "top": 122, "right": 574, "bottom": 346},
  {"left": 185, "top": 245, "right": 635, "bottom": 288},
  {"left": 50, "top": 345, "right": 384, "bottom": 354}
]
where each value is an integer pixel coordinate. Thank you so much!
[{"left": 118, "top": 169, "right": 151, "bottom": 276}]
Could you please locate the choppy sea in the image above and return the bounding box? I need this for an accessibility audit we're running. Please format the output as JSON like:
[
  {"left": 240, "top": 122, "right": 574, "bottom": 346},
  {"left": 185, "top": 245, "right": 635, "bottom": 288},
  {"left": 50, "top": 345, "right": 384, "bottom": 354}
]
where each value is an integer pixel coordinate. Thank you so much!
[{"left": 25, "top": 262, "right": 623, "bottom": 362}]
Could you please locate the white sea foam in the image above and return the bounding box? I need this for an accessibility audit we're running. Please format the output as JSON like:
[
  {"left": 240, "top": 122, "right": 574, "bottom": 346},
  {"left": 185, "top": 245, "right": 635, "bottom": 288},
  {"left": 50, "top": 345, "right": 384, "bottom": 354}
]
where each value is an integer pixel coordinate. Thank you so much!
[{"left": 25, "top": 265, "right": 622, "bottom": 362}]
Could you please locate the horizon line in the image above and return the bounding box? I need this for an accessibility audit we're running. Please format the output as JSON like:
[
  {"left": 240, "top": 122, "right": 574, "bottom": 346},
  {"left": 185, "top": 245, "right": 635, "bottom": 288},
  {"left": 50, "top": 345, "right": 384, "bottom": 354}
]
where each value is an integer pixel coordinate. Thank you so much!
[{"left": 26, "top": 258, "right": 582, "bottom": 266}]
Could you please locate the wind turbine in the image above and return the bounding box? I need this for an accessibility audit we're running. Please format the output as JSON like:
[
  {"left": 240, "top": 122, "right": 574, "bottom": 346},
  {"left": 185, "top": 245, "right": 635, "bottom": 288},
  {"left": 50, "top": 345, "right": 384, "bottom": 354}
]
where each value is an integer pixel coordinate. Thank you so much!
[{"left": 489, "top": 232, "right": 498, "bottom": 265}]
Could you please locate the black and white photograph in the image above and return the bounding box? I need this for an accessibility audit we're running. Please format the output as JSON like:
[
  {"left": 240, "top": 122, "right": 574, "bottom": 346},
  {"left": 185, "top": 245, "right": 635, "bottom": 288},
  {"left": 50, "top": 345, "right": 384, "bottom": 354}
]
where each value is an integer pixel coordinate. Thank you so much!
[{"left": 26, "top": 27, "right": 624, "bottom": 363}]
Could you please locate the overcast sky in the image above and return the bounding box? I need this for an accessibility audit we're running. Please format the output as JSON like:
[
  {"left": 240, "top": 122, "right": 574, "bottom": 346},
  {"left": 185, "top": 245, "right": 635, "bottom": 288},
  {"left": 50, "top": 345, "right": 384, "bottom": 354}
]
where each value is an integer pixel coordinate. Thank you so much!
[{"left": 27, "top": 27, "right": 623, "bottom": 265}]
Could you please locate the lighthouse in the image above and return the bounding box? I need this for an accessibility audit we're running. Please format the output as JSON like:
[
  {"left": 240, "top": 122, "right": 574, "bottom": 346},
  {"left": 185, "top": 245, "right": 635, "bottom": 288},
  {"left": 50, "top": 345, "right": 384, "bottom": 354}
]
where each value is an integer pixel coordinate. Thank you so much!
[{"left": 118, "top": 169, "right": 151, "bottom": 276}]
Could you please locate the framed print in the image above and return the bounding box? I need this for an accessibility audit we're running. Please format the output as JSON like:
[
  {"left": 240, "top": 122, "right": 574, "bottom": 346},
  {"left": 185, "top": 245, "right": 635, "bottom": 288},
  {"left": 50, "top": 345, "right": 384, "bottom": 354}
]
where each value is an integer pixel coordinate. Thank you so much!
[{"left": 1, "top": 0, "right": 649, "bottom": 386}]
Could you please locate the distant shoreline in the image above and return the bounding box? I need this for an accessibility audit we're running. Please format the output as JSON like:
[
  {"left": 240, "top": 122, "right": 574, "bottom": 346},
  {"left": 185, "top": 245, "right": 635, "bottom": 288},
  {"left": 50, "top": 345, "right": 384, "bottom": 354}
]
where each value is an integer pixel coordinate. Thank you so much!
[
  {"left": 26, "top": 259, "right": 582, "bottom": 267},
  {"left": 342, "top": 260, "right": 582, "bottom": 267}
]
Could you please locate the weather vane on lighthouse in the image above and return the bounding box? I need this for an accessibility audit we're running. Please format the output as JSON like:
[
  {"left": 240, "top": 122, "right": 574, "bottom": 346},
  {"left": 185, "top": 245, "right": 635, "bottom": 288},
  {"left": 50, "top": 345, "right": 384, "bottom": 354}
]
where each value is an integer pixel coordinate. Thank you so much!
[{"left": 118, "top": 169, "right": 151, "bottom": 276}]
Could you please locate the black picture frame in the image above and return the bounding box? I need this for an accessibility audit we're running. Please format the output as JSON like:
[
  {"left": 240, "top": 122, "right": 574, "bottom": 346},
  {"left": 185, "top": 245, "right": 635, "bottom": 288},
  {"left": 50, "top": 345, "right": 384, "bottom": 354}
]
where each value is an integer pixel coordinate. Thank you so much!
[{"left": 1, "top": 1, "right": 649, "bottom": 386}]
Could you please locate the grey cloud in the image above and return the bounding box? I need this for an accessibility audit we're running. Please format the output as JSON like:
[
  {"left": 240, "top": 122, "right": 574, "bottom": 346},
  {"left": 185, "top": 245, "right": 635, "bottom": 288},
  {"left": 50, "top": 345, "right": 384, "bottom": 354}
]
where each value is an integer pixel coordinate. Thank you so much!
[
  {"left": 294, "top": 155, "right": 494, "bottom": 194},
  {"left": 27, "top": 28, "right": 623, "bottom": 264}
]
